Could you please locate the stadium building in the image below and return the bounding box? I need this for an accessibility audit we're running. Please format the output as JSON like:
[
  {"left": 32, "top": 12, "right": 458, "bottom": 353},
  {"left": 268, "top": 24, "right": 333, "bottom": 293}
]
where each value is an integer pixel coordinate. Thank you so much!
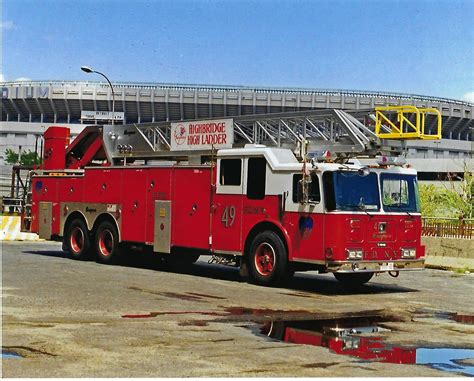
[{"left": 1, "top": 80, "right": 472, "bottom": 185}]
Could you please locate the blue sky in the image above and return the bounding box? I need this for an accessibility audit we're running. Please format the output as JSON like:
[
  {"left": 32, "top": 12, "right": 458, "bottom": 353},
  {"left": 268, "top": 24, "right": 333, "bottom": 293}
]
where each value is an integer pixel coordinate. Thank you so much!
[{"left": 2, "top": 0, "right": 473, "bottom": 102}]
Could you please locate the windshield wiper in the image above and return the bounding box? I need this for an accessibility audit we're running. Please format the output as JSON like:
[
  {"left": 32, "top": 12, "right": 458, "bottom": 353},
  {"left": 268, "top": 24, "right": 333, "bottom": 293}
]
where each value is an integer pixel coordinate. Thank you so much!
[
  {"left": 336, "top": 204, "right": 373, "bottom": 217},
  {"left": 358, "top": 204, "right": 372, "bottom": 217},
  {"left": 357, "top": 197, "right": 373, "bottom": 217},
  {"left": 385, "top": 202, "right": 414, "bottom": 217}
]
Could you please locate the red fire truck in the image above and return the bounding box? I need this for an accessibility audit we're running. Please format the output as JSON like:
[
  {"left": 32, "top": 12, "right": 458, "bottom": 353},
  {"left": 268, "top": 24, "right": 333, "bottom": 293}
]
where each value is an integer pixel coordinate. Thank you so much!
[{"left": 25, "top": 108, "right": 436, "bottom": 287}]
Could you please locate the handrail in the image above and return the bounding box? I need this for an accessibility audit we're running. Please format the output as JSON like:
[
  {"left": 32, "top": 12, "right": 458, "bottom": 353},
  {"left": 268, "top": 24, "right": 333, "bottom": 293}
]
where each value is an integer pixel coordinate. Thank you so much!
[{"left": 375, "top": 106, "right": 442, "bottom": 140}]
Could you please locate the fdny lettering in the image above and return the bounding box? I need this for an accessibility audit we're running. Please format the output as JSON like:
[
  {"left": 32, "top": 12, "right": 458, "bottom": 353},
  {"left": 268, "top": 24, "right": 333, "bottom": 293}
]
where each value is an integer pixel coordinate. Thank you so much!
[
  {"left": 221, "top": 206, "right": 236, "bottom": 228},
  {"left": 373, "top": 233, "right": 389, "bottom": 239},
  {"left": 243, "top": 206, "right": 265, "bottom": 215}
]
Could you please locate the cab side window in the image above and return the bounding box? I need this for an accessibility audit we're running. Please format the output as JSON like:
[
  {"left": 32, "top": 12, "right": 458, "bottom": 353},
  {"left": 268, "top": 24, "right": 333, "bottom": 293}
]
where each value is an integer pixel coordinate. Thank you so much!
[
  {"left": 247, "top": 157, "right": 266, "bottom": 200},
  {"left": 292, "top": 173, "right": 321, "bottom": 203},
  {"left": 323, "top": 171, "right": 336, "bottom": 210},
  {"left": 220, "top": 159, "right": 242, "bottom": 186}
]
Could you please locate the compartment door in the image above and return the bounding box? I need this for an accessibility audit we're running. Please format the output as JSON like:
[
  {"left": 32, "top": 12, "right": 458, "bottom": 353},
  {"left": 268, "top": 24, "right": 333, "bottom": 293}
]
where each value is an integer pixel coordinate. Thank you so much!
[
  {"left": 38, "top": 202, "right": 52, "bottom": 239},
  {"left": 154, "top": 200, "right": 171, "bottom": 253}
]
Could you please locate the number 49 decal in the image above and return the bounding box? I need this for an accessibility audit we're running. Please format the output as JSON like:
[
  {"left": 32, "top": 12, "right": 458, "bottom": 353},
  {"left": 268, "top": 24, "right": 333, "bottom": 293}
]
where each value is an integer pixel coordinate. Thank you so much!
[{"left": 221, "top": 205, "right": 236, "bottom": 228}]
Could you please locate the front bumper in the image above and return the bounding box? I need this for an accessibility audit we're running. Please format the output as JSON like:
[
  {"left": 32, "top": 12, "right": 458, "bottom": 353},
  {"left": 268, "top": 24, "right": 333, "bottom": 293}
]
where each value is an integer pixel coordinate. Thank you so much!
[{"left": 326, "top": 258, "right": 425, "bottom": 273}]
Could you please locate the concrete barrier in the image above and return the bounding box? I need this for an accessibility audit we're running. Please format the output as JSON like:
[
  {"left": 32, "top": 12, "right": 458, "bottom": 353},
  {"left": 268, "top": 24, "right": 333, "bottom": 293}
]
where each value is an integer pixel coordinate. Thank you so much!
[
  {"left": 422, "top": 236, "right": 474, "bottom": 271},
  {"left": 0, "top": 215, "right": 40, "bottom": 241}
]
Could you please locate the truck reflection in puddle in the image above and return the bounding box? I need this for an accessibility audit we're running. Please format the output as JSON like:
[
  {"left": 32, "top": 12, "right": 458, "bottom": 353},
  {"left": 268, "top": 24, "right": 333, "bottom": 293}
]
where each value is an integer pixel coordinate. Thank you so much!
[
  {"left": 260, "top": 318, "right": 474, "bottom": 376},
  {"left": 1, "top": 349, "right": 23, "bottom": 359}
]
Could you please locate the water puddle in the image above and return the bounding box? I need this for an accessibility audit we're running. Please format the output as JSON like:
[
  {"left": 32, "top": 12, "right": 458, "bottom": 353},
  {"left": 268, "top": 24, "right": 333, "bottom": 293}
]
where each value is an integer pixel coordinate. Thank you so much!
[
  {"left": 2, "top": 346, "right": 56, "bottom": 357},
  {"left": 454, "top": 314, "right": 474, "bottom": 325},
  {"left": 416, "top": 348, "right": 474, "bottom": 376},
  {"left": 120, "top": 304, "right": 474, "bottom": 376},
  {"left": 256, "top": 317, "right": 474, "bottom": 376},
  {"left": 414, "top": 309, "right": 474, "bottom": 325},
  {"left": 2, "top": 349, "right": 23, "bottom": 359}
]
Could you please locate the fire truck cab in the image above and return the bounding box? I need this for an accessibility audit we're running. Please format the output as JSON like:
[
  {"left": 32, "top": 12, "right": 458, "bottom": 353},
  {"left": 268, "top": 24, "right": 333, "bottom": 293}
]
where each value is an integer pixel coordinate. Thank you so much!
[{"left": 213, "top": 146, "right": 424, "bottom": 285}]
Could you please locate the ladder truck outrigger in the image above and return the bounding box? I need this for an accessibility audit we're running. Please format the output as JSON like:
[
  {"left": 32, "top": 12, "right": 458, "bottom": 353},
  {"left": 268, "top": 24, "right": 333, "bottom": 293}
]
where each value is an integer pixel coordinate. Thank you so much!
[{"left": 24, "top": 106, "right": 442, "bottom": 287}]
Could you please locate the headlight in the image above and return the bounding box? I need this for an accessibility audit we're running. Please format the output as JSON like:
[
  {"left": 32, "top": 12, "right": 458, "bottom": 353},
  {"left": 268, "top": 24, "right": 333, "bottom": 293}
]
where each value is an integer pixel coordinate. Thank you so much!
[
  {"left": 346, "top": 249, "right": 363, "bottom": 260},
  {"left": 401, "top": 248, "right": 416, "bottom": 258}
]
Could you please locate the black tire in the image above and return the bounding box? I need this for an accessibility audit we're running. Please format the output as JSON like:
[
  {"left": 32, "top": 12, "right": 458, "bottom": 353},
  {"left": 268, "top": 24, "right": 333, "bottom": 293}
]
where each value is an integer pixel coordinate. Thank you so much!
[
  {"left": 247, "top": 231, "right": 288, "bottom": 286},
  {"left": 264, "top": 321, "right": 286, "bottom": 340},
  {"left": 333, "top": 272, "right": 374, "bottom": 287},
  {"left": 65, "top": 218, "right": 91, "bottom": 260},
  {"left": 94, "top": 220, "right": 121, "bottom": 264}
]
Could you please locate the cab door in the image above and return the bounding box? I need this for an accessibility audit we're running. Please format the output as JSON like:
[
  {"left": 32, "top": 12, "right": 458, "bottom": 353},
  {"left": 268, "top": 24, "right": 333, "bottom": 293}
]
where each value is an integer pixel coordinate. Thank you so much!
[{"left": 211, "top": 158, "right": 243, "bottom": 253}]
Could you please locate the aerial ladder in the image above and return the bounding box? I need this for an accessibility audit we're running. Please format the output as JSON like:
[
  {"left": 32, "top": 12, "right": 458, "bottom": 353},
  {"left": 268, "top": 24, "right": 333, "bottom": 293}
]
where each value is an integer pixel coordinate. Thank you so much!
[{"left": 59, "top": 106, "right": 442, "bottom": 168}]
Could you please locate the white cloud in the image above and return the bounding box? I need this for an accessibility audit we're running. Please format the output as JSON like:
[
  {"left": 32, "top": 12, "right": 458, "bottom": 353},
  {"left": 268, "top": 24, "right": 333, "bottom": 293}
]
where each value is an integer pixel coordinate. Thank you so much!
[
  {"left": 15, "top": 77, "right": 32, "bottom": 82},
  {"left": 462, "top": 92, "right": 474, "bottom": 104},
  {"left": 0, "top": 20, "right": 15, "bottom": 30}
]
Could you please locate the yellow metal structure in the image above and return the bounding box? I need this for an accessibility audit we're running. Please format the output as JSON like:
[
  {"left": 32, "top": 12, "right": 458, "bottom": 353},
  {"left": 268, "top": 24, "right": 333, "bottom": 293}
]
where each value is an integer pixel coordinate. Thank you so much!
[{"left": 375, "top": 105, "right": 442, "bottom": 140}]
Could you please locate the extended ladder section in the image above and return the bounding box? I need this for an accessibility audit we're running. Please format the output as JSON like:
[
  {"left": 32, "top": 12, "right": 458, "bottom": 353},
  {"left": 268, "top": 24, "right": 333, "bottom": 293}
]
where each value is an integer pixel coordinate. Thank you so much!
[
  {"left": 66, "top": 107, "right": 441, "bottom": 166},
  {"left": 375, "top": 106, "right": 442, "bottom": 140}
]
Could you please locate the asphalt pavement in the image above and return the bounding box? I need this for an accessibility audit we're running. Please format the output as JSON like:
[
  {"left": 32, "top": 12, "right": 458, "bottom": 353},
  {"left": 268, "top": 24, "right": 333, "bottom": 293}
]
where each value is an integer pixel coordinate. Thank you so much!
[{"left": 2, "top": 241, "right": 474, "bottom": 377}]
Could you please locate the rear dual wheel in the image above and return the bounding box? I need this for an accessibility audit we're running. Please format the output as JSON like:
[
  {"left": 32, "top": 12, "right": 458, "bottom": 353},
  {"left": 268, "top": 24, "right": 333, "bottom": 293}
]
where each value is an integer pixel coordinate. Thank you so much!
[
  {"left": 95, "top": 221, "right": 121, "bottom": 264},
  {"left": 65, "top": 219, "right": 121, "bottom": 264},
  {"left": 65, "top": 219, "right": 91, "bottom": 260}
]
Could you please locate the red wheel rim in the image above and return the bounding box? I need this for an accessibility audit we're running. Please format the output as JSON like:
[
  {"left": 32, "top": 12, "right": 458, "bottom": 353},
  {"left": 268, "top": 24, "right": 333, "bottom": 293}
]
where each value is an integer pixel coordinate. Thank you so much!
[
  {"left": 98, "top": 229, "right": 114, "bottom": 257},
  {"left": 254, "top": 242, "right": 276, "bottom": 276},
  {"left": 70, "top": 227, "right": 84, "bottom": 253}
]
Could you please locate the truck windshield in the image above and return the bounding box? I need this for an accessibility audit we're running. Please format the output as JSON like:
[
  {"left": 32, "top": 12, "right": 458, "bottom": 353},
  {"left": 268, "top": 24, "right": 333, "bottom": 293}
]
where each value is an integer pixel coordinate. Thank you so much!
[
  {"left": 323, "top": 171, "right": 380, "bottom": 212},
  {"left": 381, "top": 173, "right": 420, "bottom": 213}
]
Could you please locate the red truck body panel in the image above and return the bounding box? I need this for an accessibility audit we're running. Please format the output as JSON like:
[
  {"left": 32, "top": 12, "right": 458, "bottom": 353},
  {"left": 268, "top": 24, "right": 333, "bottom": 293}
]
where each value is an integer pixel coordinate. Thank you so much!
[{"left": 31, "top": 164, "right": 424, "bottom": 264}]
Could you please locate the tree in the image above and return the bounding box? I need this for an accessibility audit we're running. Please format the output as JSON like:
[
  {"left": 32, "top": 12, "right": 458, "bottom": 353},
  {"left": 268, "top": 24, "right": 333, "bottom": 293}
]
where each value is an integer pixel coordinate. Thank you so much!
[
  {"left": 419, "top": 166, "right": 473, "bottom": 219},
  {"left": 5, "top": 148, "right": 19, "bottom": 164},
  {"left": 4, "top": 148, "right": 41, "bottom": 166}
]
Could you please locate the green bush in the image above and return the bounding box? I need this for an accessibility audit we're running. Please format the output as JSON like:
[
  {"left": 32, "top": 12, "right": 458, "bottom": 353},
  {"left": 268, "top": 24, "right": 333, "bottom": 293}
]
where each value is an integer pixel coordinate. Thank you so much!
[{"left": 419, "top": 170, "right": 473, "bottom": 218}]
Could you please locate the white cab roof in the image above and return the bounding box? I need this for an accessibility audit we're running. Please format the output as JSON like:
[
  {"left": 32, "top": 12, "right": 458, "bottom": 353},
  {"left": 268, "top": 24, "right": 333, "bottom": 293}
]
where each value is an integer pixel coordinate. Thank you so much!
[{"left": 217, "top": 145, "right": 417, "bottom": 175}]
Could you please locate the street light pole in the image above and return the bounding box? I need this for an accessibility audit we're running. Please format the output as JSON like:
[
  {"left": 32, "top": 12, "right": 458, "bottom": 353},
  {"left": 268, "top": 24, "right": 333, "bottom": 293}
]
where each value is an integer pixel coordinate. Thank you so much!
[{"left": 81, "top": 66, "right": 115, "bottom": 125}]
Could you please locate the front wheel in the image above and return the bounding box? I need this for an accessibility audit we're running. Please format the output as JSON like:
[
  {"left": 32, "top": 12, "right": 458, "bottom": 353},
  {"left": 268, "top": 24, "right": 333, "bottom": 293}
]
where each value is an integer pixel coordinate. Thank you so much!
[
  {"left": 247, "top": 231, "right": 288, "bottom": 286},
  {"left": 333, "top": 272, "right": 374, "bottom": 287},
  {"left": 95, "top": 221, "right": 121, "bottom": 264}
]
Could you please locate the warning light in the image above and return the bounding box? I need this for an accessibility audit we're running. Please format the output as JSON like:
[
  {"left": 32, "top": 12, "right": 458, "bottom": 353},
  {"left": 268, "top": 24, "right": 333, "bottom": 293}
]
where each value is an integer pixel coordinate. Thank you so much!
[{"left": 376, "top": 156, "right": 407, "bottom": 166}]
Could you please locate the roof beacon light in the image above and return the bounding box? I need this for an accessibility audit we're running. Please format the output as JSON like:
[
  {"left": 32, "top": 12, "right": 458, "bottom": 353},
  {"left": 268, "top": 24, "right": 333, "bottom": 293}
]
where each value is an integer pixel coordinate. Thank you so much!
[
  {"left": 357, "top": 166, "right": 370, "bottom": 177},
  {"left": 376, "top": 155, "right": 407, "bottom": 167}
]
